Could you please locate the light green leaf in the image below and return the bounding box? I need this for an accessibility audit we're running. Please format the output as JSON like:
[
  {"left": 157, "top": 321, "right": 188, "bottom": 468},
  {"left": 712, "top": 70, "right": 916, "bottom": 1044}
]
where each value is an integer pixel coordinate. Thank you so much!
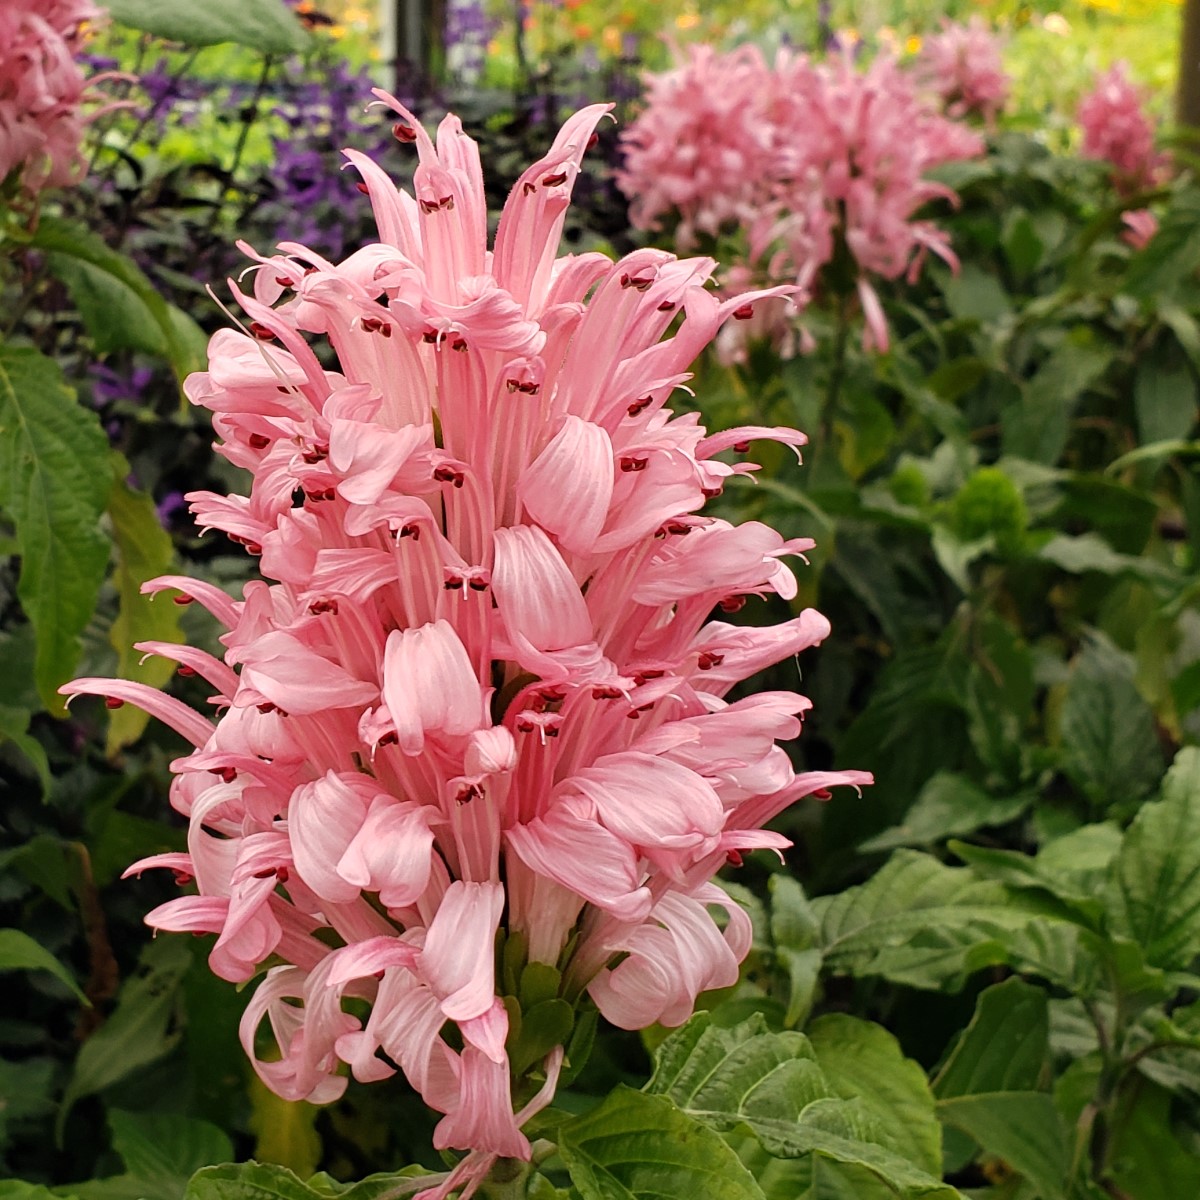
[
  {"left": 105, "top": 468, "right": 185, "bottom": 753},
  {"left": 59, "top": 936, "right": 192, "bottom": 1136},
  {"left": 1108, "top": 747, "right": 1200, "bottom": 969},
  {"left": 937, "top": 1093, "right": 1066, "bottom": 1200},
  {"left": 0, "top": 928, "right": 86, "bottom": 1002},
  {"left": 1109, "top": 1080, "right": 1200, "bottom": 1200},
  {"left": 933, "top": 978, "right": 1048, "bottom": 1099},
  {"left": 1037, "top": 532, "right": 1174, "bottom": 581},
  {"left": 104, "top": 0, "right": 309, "bottom": 52},
  {"left": 558, "top": 1087, "right": 766, "bottom": 1200},
  {"left": 1135, "top": 359, "right": 1198, "bottom": 445},
  {"left": 186, "top": 1163, "right": 344, "bottom": 1200},
  {"left": 0, "top": 343, "right": 111, "bottom": 714},
  {"left": 1059, "top": 633, "right": 1164, "bottom": 811},
  {"left": 768, "top": 875, "right": 822, "bottom": 1028},
  {"left": 860, "top": 775, "right": 1031, "bottom": 853},
  {"left": 808, "top": 1014, "right": 942, "bottom": 1177},
  {"left": 30, "top": 217, "right": 206, "bottom": 383}
]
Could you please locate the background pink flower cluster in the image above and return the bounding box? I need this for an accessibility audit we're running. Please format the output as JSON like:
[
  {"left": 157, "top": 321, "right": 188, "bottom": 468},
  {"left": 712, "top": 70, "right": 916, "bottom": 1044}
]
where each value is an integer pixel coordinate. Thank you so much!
[
  {"left": 64, "top": 94, "right": 867, "bottom": 1199},
  {"left": 618, "top": 39, "right": 994, "bottom": 354},
  {"left": 0, "top": 0, "right": 104, "bottom": 192}
]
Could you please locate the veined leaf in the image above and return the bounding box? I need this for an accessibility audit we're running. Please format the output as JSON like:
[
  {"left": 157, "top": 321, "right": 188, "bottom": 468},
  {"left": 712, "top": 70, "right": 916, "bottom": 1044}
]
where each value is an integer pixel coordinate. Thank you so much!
[
  {"left": 0, "top": 343, "right": 111, "bottom": 713},
  {"left": 0, "top": 928, "right": 86, "bottom": 1002},
  {"left": 104, "top": 0, "right": 309, "bottom": 52}
]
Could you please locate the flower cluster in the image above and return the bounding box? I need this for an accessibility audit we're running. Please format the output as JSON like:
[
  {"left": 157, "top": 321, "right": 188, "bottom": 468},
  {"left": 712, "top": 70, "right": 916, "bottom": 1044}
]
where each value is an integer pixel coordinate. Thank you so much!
[
  {"left": 1077, "top": 61, "right": 1165, "bottom": 194},
  {"left": 64, "top": 95, "right": 867, "bottom": 1200},
  {"left": 0, "top": 0, "right": 106, "bottom": 192},
  {"left": 619, "top": 46, "right": 984, "bottom": 355},
  {"left": 912, "top": 17, "right": 1010, "bottom": 124}
]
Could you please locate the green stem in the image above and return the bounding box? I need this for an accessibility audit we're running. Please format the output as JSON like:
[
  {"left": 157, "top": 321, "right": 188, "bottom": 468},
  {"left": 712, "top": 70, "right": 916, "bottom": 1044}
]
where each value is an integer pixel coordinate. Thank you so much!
[
  {"left": 206, "top": 54, "right": 275, "bottom": 234},
  {"left": 477, "top": 1156, "right": 533, "bottom": 1200},
  {"left": 819, "top": 292, "right": 851, "bottom": 454}
]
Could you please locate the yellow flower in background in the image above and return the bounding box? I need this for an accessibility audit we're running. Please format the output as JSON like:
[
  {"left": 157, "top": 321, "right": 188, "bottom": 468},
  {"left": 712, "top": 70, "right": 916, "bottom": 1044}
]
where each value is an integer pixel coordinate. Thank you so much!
[
  {"left": 906, "top": 34, "right": 922, "bottom": 55},
  {"left": 675, "top": 12, "right": 701, "bottom": 30},
  {"left": 1042, "top": 12, "right": 1072, "bottom": 35},
  {"left": 602, "top": 24, "right": 622, "bottom": 53}
]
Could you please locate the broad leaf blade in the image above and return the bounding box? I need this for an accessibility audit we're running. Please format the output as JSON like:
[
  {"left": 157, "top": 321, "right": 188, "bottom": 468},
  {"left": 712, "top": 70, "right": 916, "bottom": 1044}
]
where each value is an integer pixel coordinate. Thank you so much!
[
  {"left": 0, "top": 928, "right": 86, "bottom": 1002},
  {"left": 104, "top": 0, "right": 309, "bottom": 53},
  {"left": 558, "top": 1087, "right": 766, "bottom": 1200},
  {"left": 0, "top": 344, "right": 111, "bottom": 713}
]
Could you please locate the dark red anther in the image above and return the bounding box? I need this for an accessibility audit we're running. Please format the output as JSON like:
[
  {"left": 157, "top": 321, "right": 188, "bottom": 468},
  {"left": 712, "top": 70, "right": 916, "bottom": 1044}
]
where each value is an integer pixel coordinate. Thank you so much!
[
  {"left": 433, "top": 465, "right": 465, "bottom": 488},
  {"left": 719, "top": 595, "right": 746, "bottom": 613},
  {"left": 450, "top": 336, "right": 467, "bottom": 352},
  {"left": 177, "top": 664, "right": 197, "bottom": 677},
  {"left": 249, "top": 321, "right": 275, "bottom": 340},
  {"left": 380, "top": 323, "right": 392, "bottom": 338},
  {"left": 419, "top": 198, "right": 438, "bottom": 214},
  {"left": 726, "top": 849, "right": 745, "bottom": 867},
  {"left": 322, "top": 488, "right": 336, "bottom": 501},
  {"left": 275, "top": 275, "right": 295, "bottom": 288},
  {"left": 468, "top": 576, "right": 490, "bottom": 592},
  {"left": 276, "top": 866, "right": 289, "bottom": 883},
  {"left": 104, "top": 696, "right": 124, "bottom": 709},
  {"left": 301, "top": 443, "right": 329, "bottom": 464},
  {"left": 633, "top": 668, "right": 664, "bottom": 685},
  {"left": 249, "top": 433, "right": 270, "bottom": 450},
  {"left": 208, "top": 766, "right": 238, "bottom": 783},
  {"left": 441, "top": 195, "right": 455, "bottom": 210},
  {"left": 733, "top": 440, "right": 751, "bottom": 453},
  {"left": 697, "top": 650, "right": 724, "bottom": 670},
  {"left": 276, "top": 386, "right": 291, "bottom": 394},
  {"left": 620, "top": 272, "right": 654, "bottom": 292},
  {"left": 378, "top": 731, "right": 399, "bottom": 747},
  {"left": 702, "top": 485, "right": 724, "bottom": 498},
  {"left": 304, "top": 265, "right": 318, "bottom": 275},
  {"left": 664, "top": 520, "right": 692, "bottom": 535},
  {"left": 733, "top": 304, "right": 754, "bottom": 320},
  {"left": 172, "top": 593, "right": 194, "bottom": 606},
  {"left": 813, "top": 788, "right": 833, "bottom": 801},
  {"left": 257, "top": 702, "right": 277, "bottom": 714},
  {"left": 586, "top": 132, "right": 599, "bottom": 150},
  {"left": 455, "top": 782, "right": 483, "bottom": 805},
  {"left": 422, "top": 328, "right": 440, "bottom": 344},
  {"left": 626, "top": 702, "right": 654, "bottom": 720},
  {"left": 592, "top": 684, "right": 624, "bottom": 700},
  {"left": 542, "top": 170, "right": 568, "bottom": 187},
  {"left": 627, "top": 395, "right": 652, "bottom": 417},
  {"left": 356, "top": 181, "right": 371, "bottom": 194},
  {"left": 444, "top": 573, "right": 465, "bottom": 591},
  {"left": 523, "top": 180, "right": 537, "bottom": 196},
  {"left": 361, "top": 316, "right": 382, "bottom": 333},
  {"left": 246, "top": 542, "right": 263, "bottom": 556},
  {"left": 172, "top": 869, "right": 193, "bottom": 886},
  {"left": 619, "top": 455, "right": 648, "bottom": 473},
  {"left": 398, "top": 522, "right": 421, "bottom": 541},
  {"left": 309, "top": 599, "right": 340, "bottom": 615},
  {"left": 392, "top": 120, "right": 418, "bottom": 143},
  {"left": 304, "top": 490, "right": 323, "bottom": 503},
  {"left": 657, "top": 300, "right": 676, "bottom": 312}
]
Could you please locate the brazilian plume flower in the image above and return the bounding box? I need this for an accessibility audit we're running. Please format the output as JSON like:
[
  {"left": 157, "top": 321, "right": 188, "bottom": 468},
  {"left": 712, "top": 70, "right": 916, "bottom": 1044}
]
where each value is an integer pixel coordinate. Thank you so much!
[
  {"left": 0, "top": 0, "right": 108, "bottom": 192},
  {"left": 1078, "top": 62, "right": 1166, "bottom": 195},
  {"left": 64, "top": 93, "right": 868, "bottom": 1200},
  {"left": 912, "top": 17, "right": 1010, "bottom": 125}
]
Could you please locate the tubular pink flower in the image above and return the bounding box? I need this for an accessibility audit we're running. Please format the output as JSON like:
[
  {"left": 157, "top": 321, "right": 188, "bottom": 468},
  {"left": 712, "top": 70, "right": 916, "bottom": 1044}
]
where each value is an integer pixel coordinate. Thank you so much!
[
  {"left": 65, "top": 98, "right": 868, "bottom": 1162},
  {"left": 913, "top": 17, "right": 1010, "bottom": 124},
  {"left": 1078, "top": 62, "right": 1167, "bottom": 195}
]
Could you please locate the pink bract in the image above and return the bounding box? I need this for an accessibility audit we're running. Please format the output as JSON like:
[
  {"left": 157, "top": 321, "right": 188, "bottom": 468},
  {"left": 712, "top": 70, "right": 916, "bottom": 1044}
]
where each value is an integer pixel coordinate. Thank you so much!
[
  {"left": 1078, "top": 62, "right": 1166, "bottom": 195},
  {"left": 913, "top": 17, "right": 1010, "bottom": 124},
  {"left": 0, "top": 0, "right": 105, "bottom": 192},
  {"left": 63, "top": 93, "right": 868, "bottom": 1198}
]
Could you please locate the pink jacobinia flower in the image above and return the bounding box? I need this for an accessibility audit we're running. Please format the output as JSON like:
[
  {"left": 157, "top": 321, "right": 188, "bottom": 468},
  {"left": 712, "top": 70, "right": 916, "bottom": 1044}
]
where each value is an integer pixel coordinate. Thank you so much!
[
  {"left": 622, "top": 47, "right": 983, "bottom": 358},
  {"left": 64, "top": 92, "right": 868, "bottom": 1199},
  {"left": 0, "top": 0, "right": 111, "bottom": 192},
  {"left": 1078, "top": 62, "right": 1167, "bottom": 195},
  {"left": 912, "top": 17, "right": 1010, "bottom": 125},
  {"left": 1121, "top": 208, "right": 1158, "bottom": 251}
]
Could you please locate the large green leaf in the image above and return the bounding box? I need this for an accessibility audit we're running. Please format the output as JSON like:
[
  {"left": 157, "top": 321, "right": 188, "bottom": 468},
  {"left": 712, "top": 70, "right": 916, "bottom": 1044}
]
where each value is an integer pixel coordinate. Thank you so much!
[
  {"left": 0, "top": 343, "right": 111, "bottom": 713},
  {"left": 936, "top": 1093, "right": 1068, "bottom": 1200},
  {"left": 1108, "top": 747, "right": 1200, "bottom": 969},
  {"left": 105, "top": 468, "right": 185, "bottom": 753},
  {"left": 104, "top": 0, "right": 309, "bottom": 52},
  {"left": 768, "top": 875, "right": 822, "bottom": 1028},
  {"left": 933, "top": 979, "right": 1048, "bottom": 1099},
  {"left": 1135, "top": 358, "right": 1198, "bottom": 446},
  {"left": 0, "top": 627, "right": 51, "bottom": 794},
  {"left": 1058, "top": 633, "right": 1164, "bottom": 812},
  {"left": 59, "top": 937, "right": 192, "bottom": 1135},
  {"left": 0, "top": 928, "right": 86, "bottom": 1002},
  {"left": 558, "top": 1087, "right": 766, "bottom": 1200},
  {"left": 30, "top": 217, "right": 207, "bottom": 383},
  {"left": 645, "top": 1016, "right": 955, "bottom": 1198},
  {"left": 812, "top": 852, "right": 1041, "bottom": 990},
  {"left": 807, "top": 1015, "right": 942, "bottom": 1177}
]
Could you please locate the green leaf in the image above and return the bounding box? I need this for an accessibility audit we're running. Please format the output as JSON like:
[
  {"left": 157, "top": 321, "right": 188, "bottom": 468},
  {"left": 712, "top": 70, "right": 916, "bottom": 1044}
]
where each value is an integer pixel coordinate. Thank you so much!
[
  {"left": 861, "top": 775, "right": 1031, "bottom": 853},
  {"left": 104, "top": 0, "right": 309, "bottom": 52},
  {"left": 0, "top": 343, "right": 111, "bottom": 713},
  {"left": 936, "top": 263, "right": 1012, "bottom": 322},
  {"left": 0, "top": 628, "right": 51, "bottom": 794},
  {"left": 558, "top": 1086, "right": 766, "bottom": 1200},
  {"left": 1059, "top": 633, "right": 1164, "bottom": 811},
  {"left": 0, "top": 928, "right": 86, "bottom": 1002},
  {"left": 1037, "top": 533, "right": 1174, "bottom": 582},
  {"left": 186, "top": 1163, "right": 336, "bottom": 1200},
  {"left": 933, "top": 978, "right": 1049, "bottom": 1098},
  {"left": 1135, "top": 359, "right": 1198, "bottom": 445},
  {"left": 59, "top": 936, "right": 192, "bottom": 1136},
  {"left": 935, "top": 1093, "right": 1067, "bottom": 1200},
  {"left": 768, "top": 875, "right": 822, "bottom": 1028},
  {"left": 30, "top": 217, "right": 207, "bottom": 382},
  {"left": 812, "top": 852, "right": 1039, "bottom": 990},
  {"left": 807, "top": 1014, "right": 943, "bottom": 1177},
  {"left": 1108, "top": 1080, "right": 1200, "bottom": 1200},
  {"left": 0, "top": 833, "right": 74, "bottom": 909},
  {"left": 105, "top": 469, "right": 185, "bottom": 753},
  {"left": 1108, "top": 747, "right": 1200, "bottom": 969}
]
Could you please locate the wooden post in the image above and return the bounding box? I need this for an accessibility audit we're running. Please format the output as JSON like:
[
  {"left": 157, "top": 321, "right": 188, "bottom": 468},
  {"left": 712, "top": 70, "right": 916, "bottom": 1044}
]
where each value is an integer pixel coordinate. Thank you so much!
[
  {"left": 386, "top": 0, "right": 445, "bottom": 88},
  {"left": 1178, "top": 0, "right": 1200, "bottom": 132}
]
